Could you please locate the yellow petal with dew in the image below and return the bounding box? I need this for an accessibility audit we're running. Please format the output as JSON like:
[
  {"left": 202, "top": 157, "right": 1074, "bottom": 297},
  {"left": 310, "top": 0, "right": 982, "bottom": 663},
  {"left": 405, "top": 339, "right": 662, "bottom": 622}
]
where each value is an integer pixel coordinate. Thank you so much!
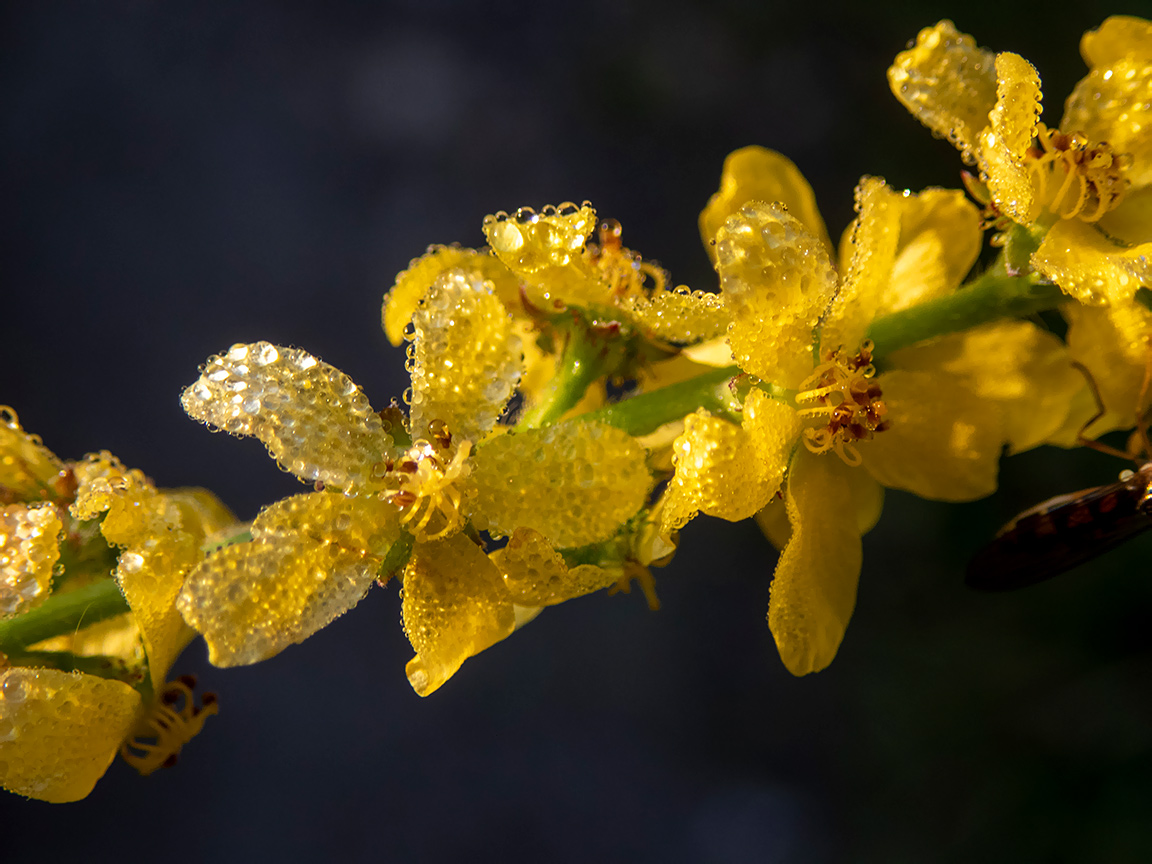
[
  {"left": 0, "top": 407, "right": 63, "bottom": 500},
  {"left": 754, "top": 459, "right": 883, "bottom": 551},
  {"left": 1064, "top": 301, "right": 1152, "bottom": 429},
  {"left": 860, "top": 369, "right": 1003, "bottom": 501},
  {"left": 0, "top": 667, "right": 142, "bottom": 803},
  {"left": 767, "top": 449, "right": 862, "bottom": 676},
  {"left": 1032, "top": 218, "right": 1152, "bottom": 306},
  {"left": 1098, "top": 184, "right": 1152, "bottom": 246},
  {"left": 491, "top": 527, "right": 616, "bottom": 606},
  {"left": 619, "top": 285, "right": 729, "bottom": 345},
  {"left": 887, "top": 20, "right": 998, "bottom": 163},
  {"left": 177, "top": 492, "right": 399, "bottom": 667},
  {"left": 1080, "top": 15, "right": 1152, "bottom": 68},
  {"left": 980, "top": 52, "right": 1042, "bottom": 224},
  {"left": 482, "top": 203, "right": 607, "bottom": 309},
  {"left": 1, "top": 503, "right": 61, "bottom": 619},
  {"left": 1065, "top": 35, "right": 1152, "bottom": 188},
  {"left": 182, "top": 342, "right": 394, "bottom": 493},
  {"left": 699, "top": 146, "right": 830, "bottom": 261},
  {"left": 889, "top": 320, "right": 1086, "bottom": 454},
  {"left": 408, "top": 269, "right": 522, "bottom": 444},
  {"left": 469, "top": 420, "right": 651, "bottom": 549},
  {"left": 717, "top": 202, "right": 839, "bottom": 389},
  {"left": 402, "top": 532, "right": 516, "bottom": 696},
  {"left": 823, "top": 177, "right": 902, "bottom": 349},
  {"left": 383, "top": 246, "right": 520, "bottom": 346}
]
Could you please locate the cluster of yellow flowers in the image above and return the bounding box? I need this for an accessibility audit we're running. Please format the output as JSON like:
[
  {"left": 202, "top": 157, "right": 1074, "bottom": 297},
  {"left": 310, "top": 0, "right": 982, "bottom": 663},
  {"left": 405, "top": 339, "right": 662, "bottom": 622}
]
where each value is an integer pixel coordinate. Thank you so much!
[{"left": 2, "top": 16, "right": 1150, "bottom": 802}]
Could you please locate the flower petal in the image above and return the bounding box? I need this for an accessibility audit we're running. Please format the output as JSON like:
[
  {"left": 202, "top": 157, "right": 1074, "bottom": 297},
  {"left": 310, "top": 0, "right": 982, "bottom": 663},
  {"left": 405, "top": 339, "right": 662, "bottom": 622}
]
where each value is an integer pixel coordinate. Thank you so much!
[
  {"left": 1032, "top": 219, "right": 1152, "bottom": 306},
  {"left": 860, "top": 369, "right": 1003, "bottom": 501},
  {"left": 0, "top": 667, "right": 142, "bottom": 803},
  {"left": 1080, "top": 15, "right": 1152, "bottom": 68},
  {"left": 768, "top": 449, "right": 862, "bottom": 676},
  {"left": 699, "top": 146, "right": 830, "bottom": 259},
  {"left": 182, "top": 342, "right": 394, "bottom": 493},
  {"left": 619, "top": 286, "right": 729, "bottom": 345},
  {"left": 483, "top": 204, "right": 608, "bottom": 308},
  {"left": 383, "top": 246, "right": 520, "bottom": 346},
  {"left": 754, "top": 460, "right": 883, "bottom": 550},
  {"left": 889, "top": 320, "right": 1086, "bottom": 454},
  {"left": 887, "top": 20, "right": 998, "bottom": 163},
  {"left": 409, "top": 269, "right": 523, "bottom": 444},
  {"left": 402, "top": 532, "right": 516, "bottom": 696},
  {"left": 980, "top": 52, "right": 1042, "bottom": 224},
  {"left": 468, "top": 420, "right": 651, "bottom": 548},
  {"left": 0, "top": 407, "right": 62, "bottom": 499},
  {"left": 717, "top": 202, "right": 839, "bottom": 389},
  {"left": 1065, "top": 301, "right": 1152, "bottom": 428},
  {"left": 491, "top": 527, "right": 616, "bottom": 606},
  {"left": 0, "top": 503, "right": 61, "bottom": 619}
]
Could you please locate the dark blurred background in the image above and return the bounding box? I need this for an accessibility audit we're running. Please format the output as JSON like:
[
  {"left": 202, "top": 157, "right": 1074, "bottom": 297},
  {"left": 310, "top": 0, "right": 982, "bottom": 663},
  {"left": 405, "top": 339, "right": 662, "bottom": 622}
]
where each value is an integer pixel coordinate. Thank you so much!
[{"left": 3, "top": 1, "right": 1152, "bottom": 861}]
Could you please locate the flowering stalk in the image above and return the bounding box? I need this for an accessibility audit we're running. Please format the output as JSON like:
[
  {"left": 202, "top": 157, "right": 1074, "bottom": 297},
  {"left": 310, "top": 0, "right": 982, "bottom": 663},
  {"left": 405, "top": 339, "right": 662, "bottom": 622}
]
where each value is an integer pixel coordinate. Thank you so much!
[{"left": 0, "top": 578, "right": 128, "bottom": 655}]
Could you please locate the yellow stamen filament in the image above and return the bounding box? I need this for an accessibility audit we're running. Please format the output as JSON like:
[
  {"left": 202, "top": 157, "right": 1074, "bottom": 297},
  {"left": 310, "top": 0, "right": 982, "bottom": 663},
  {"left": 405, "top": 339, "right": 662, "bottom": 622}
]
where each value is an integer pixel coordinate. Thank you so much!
[
  {"left": 794, "top": 340, "right": 889, "bottom": 466},
  {"left": 1030, "top": 124, "right": 1130, "bottom": 223},
  {"left": 386, "top": 438, "right": 471, "bottom": 541},
  {"left": 606, "top": 562, "right": 661, "bottom": 611},
  {"left": 121, "top": 676, "right": 218, "bottom": 776}
]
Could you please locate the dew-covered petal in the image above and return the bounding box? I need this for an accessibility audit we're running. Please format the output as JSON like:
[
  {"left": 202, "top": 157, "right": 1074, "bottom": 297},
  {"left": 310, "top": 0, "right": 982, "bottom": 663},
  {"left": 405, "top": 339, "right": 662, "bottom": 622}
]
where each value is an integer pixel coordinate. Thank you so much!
[
  {"left": 1064, "top": 301, "right": 1152, "bottom": 428},
  {"left": 0, "top": 503, "right": 61, "bottom": 619},
  {"left": 980, "top": 52, "right": 1042, "bottom": 224},
  {"left": 699, "top": 146, "right": 831, "bottom": 260},
  {"left": 860, "top": 369, "right": 1003, "bottom": 501},
  {"left": 823, "top": 177, "right": 902, "bottom": 349},
  {"left": 491, "top": 527, "right": 616, "bottom": 606},
  {"left": 768, "top": 449, "right": 862, "bottom": 676},
  {"left": 181, "top": 342, "right": 394, "bottom": 493},
  {"left": 889, "top": 321, "right": 1086, "bottom": 455},
  {"left": 1032, "top": 219, "right": 1152, "bottom": 306},
  {"left": 0, "top": 667, "right": 142, "bottom": 803},
  {"left": 1065, "top": 25, "right": 1152, "bottom": 188},
  {"left": 619, "top": 286, "right": 729, "bottom": 345},
  {"left": 717, "top": 202, "right": 839, "bottom": 389},
  {"left": 402, "top": 532, "right": 516, "bottom": 696},
  {"left": 468, "top": 420, "right": 651, "bottom": 549},
  {"left": 252, "top": 490, "right": 402, "bottom": 554},
  {"left": 408, "top": 269, "right": 523, "bottom": 444},
  {"left": 0, "top": 407, "right": 63, "bottom": 499},
  {"left": 482, "top": 204, "right": 608, "bottom": 308},
  {"left": 887, "top": 20, "right": 998, "bottom": 163},
  {"left": 383, "top": 245, "right": 521, "bottom": 346}
]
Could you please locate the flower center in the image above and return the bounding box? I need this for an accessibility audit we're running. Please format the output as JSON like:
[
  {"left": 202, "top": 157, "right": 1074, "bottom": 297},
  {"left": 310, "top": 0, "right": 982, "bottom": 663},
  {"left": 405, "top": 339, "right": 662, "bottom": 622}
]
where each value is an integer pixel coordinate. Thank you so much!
[
  {"left": 794, "top": 340, "right": 890, "bottom": 467},
  {"left": 384, "top": 433, "right": 471, "bottom": 541},
  {"left": 121, "top": 675, "right": 218, "bottom": 776},
  {"left": 1029, "top": 123, "right": 1130, "bottom": 223}
]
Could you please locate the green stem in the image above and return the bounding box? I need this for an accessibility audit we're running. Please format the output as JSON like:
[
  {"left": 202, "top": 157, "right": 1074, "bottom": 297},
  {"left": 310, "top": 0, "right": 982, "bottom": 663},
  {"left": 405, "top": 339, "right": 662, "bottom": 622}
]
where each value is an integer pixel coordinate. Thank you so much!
[
  {"left": 3, "top": 649, "right": 135, "bottom": 681},
  {"left": 0, "top": 578, "right": 129, "bottom": 654},
  {"left": 581, "top": 364, "right": 744, "bottom": 436},
  {"left": 516, "top": 317, "right": 625, "bottom": 430},
  {"left": 866, "top": 266, "right": 1066, "bottom": 358}
]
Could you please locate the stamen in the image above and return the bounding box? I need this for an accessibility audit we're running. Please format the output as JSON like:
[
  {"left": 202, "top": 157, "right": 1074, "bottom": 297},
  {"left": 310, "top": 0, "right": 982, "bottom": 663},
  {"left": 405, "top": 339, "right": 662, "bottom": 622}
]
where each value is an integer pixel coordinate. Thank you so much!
[
  {"left": 384, "top": 437, "right": 472, "bottom": 541},
  {"left": 121, "top": 676, "right": 218, "bottom": 777},
  {"left": 1028, "top": 124, "right": 1129, "bottom": 223},
  {"left": 794, "top": 341, "right": 889, "bottom": 465}
]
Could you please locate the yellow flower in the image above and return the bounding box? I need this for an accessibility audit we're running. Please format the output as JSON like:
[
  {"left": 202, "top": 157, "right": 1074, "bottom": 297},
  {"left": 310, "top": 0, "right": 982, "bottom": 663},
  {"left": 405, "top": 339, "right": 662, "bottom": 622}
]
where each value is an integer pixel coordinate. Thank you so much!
[
  {"left": 890, "top": 17, "right": 1152, "bottom": 430},
  {"left": 1, "top": 408, "right": 231, "bottom": 802},
  {"left": 668, "top": 151, "right": 1083, "bottom": 675},
  {"left": 181, "top": 271, "right": 653, "bottom": 695}
]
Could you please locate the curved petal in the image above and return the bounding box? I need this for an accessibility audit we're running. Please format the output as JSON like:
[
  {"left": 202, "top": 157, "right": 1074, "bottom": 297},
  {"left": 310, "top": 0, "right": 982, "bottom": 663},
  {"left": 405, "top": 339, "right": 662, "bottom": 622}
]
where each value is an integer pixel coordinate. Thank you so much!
[
  {"left": 468, "top": 420, "right": 651, "bottom": 549},
  {"left": 182, "top": 342, "right": 394, "bottom": 493},
  {"left": 824, "top": 177, "right": 902, "bottom": 349},
  {"left": 860, "top": 369, "right": 1003, "bottom": 501},
  {"left": 754, "top": 457, "right": 883, "bottom": 550},
  {"left": 889, "top": 320, "right": 1086, "bottom": 454},
  {"left": 1080, "top": 16, "right": 1152, "bottom": 68},
  {"left": 768, "top": 449, "right": 862, "bottom": 676},
  {"left": 980, "top": 52, "right": 1042, "bottom": 224},
  {"left": 482, "top": 203, "right": 608, "bottom": 308},
  {"left": 1065, "top": 301, "right": 1152, "bottom": 427},
  {"left": 402, "top": 532, "right": 516, "bottom": 696},
  {"left": 0, "top": 667, "right": 142, "bottom": 803},
  {"left": 1032, "top": 219, "right": 1152, "bottom": 306},
  {"left": 0, "top": 407, "right": 63, "bottom": 499},
  {"left": 491, "top": 527, "right": 616, "bottom": 606},
  {"left": 408, "top": 269, "right": 523, "bottom": 444},
  {"left": 383, "top": 246, "right": 520, "bottom": 346},
  {"left": 887, "top": 20, "right": 998, "bottom": 163},
  {"left": 699, "top": 146, "right": 830, "bottom": 260},
  {"left": 717, "top": 203, "right": 839, "bottom": 389},
  {"left": 619, "top": 286, "right": 729, "bottom": 345},
  {"left": 1, "top": 503, "right": 61, "bottom": 618},
  {"left": 885, "top": 188, "right": 982, "bottom": 312}
]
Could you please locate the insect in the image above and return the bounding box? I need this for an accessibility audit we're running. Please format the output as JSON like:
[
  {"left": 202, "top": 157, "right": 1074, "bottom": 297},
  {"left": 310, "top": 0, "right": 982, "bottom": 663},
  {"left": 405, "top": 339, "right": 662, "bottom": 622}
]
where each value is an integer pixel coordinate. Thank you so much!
[{"left": 966, "top": 359, "right": 1152, "bottom": 590}]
